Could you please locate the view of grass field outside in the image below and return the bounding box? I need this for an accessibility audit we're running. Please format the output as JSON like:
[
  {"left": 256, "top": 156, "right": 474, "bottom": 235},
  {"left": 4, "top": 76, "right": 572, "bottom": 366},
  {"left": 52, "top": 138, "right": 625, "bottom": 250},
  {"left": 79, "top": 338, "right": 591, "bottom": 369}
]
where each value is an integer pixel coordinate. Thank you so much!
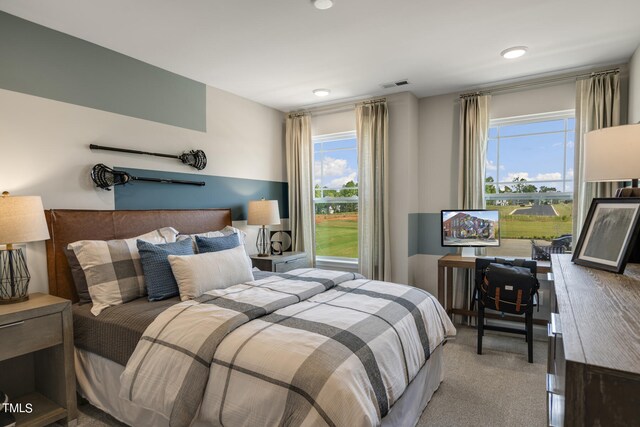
[
  {"left": 314, "top": 132, "right": 359, "bottom": 259},
  {"left": 312, "top": 115, "right": 575, "bottom": 259},
  {"left": 484, "top": 113, "right": 575, "bottom": 257}
]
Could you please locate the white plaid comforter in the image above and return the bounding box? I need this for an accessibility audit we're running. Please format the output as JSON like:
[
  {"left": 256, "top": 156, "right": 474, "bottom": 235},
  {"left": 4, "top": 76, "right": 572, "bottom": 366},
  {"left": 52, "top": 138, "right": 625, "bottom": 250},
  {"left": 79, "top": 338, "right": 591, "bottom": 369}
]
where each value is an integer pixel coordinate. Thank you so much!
[{"left": 120, "top": 269, "right": 456, "bottom": 427}]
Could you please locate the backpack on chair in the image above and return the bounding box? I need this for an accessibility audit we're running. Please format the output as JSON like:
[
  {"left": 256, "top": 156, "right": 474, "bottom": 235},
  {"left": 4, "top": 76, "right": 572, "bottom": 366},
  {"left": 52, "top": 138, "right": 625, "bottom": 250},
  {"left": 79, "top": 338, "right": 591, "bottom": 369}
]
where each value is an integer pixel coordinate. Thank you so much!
[
  {"left": 476, "top": 258, "right": 539, "bottom": 315},
  {"left": 475, "top": 257, "right": 539, "bottom": 363}
]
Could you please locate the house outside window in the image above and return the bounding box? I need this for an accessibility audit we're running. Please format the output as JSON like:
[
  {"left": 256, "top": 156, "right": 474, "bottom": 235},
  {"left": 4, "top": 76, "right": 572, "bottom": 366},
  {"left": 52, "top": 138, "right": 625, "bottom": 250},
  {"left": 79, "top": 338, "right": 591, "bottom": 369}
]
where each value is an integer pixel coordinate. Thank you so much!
[
  {"left": 484, "top": 111, "right": 575, "bottom": 257},
  {"left": 313, "top": 131, "right": 358, "bottom": 261}
]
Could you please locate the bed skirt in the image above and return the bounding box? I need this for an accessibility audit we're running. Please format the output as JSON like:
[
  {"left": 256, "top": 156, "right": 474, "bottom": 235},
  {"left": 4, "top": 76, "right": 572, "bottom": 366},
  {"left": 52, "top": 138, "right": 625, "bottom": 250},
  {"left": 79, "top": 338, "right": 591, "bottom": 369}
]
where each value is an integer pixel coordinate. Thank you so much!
[{"left": 75, "top": 344, "right": 445, "bottom": 427}]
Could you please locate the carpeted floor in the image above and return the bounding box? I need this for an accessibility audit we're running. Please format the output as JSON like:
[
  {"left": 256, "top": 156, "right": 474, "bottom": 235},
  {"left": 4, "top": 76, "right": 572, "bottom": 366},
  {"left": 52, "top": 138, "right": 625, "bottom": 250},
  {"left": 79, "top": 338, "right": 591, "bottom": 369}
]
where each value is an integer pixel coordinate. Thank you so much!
[
  {"left": 68, "top": 326, "right": 547, "bottom": 427},
  {"left": 418, "top": 325, "right": 547, "bottom": 427}
]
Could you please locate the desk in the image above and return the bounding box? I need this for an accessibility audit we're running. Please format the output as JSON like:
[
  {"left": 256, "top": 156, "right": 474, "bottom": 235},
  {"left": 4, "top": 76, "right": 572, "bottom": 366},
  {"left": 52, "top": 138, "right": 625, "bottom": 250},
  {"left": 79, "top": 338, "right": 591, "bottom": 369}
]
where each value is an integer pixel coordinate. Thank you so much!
[{"left": 437, "top": 254, "right": 550, "bottom": 326}]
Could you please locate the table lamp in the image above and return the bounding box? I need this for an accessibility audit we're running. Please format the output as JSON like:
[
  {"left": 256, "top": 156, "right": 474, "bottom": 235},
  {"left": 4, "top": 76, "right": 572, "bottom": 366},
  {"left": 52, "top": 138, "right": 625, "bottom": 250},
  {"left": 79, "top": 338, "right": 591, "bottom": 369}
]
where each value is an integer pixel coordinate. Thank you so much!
[
  {"left": 247, "top": 199, "right": 281, "bottom": 257},
  {"left": 583, "top": 124, "right": 640, "bottom": 196},
  {"left": 0, "top": 192, "right": 50, "bottom": 304}
]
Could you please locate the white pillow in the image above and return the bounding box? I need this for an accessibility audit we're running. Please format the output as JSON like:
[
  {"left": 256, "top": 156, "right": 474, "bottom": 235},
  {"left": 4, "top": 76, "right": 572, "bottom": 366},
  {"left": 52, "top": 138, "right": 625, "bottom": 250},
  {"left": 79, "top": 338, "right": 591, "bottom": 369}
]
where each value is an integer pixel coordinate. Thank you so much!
[
  {"left": 68, "top": 227, "right": 179, "bottom": 316},
  {"left": 222, "top": 226, "right": 247, "bottom": 244},
  {"left": 168, "top": 245, "right": 254, "bottom": 301}
]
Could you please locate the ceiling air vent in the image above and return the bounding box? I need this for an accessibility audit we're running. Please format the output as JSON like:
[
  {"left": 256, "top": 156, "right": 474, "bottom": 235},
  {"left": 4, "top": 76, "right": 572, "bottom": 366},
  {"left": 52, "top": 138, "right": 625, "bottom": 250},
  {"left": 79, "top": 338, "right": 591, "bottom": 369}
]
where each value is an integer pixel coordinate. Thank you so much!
[{"left": 381, "top": 79, "right": 409, "bottom": 89}]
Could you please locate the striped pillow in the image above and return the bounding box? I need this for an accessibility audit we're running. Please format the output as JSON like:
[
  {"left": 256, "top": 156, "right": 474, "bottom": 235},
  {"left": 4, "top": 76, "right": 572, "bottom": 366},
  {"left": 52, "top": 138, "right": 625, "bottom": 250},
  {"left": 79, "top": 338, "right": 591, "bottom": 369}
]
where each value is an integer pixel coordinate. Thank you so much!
[{"left": 68, "top": 227, "right": 178, "bottom": 316}]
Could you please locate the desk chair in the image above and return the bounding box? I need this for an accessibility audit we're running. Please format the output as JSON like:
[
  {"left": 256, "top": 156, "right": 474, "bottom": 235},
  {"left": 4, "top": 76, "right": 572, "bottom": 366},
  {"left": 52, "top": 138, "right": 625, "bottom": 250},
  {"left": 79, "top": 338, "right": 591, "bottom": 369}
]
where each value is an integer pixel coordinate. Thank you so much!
[{"left": 475, "top": 258, "right": 538, "bottom": 363}]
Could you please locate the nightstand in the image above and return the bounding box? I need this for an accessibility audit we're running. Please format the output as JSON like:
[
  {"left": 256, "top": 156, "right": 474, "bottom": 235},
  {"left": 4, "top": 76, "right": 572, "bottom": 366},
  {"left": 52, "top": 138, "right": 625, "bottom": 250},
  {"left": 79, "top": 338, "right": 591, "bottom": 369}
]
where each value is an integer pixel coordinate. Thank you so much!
[
  {"left": 0, "top": 293, "right": 77, "bottom": 426},
  {"left": 250, "top": 251, "right": 309, "bottom": 273}
]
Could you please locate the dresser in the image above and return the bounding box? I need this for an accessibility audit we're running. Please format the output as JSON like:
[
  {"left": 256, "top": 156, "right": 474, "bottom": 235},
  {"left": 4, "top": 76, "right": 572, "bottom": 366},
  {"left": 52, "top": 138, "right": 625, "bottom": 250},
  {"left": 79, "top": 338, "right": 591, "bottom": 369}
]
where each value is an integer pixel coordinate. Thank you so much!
[
  {"left": 548, "top": 254, "right": 640, "bottom": 426},
  {"left": 250, "top": 251, "right": 309, "bottom": 273}
]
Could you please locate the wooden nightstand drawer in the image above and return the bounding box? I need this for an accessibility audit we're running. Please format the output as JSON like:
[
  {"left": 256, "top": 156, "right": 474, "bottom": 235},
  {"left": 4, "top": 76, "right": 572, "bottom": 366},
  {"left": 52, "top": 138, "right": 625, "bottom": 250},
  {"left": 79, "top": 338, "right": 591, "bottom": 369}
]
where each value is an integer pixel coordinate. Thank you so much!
[
  {"left": 0, "top": 313, "right": 62, "bottom": 360},
  {"left": 275, "top": 257, "right": 307, "bottom": 273},
  {"left": 251, "top": 251, "right": 308, "bottom": 273}
]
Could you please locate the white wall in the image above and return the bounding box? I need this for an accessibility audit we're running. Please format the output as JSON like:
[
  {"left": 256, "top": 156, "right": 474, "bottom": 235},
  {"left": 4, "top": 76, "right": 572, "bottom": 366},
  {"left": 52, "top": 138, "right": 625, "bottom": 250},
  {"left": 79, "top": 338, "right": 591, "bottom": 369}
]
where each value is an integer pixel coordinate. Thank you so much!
[
  {"left": 629, "top": 44, "right": 640, "bottom": 124},
  {"left": 387, "top": 92, "right": 420, "bottom": 285},
  {"left": 418, "top": 93, "right": 459, "bottom": 215},
  {"left": 414, "top": 93, "right": 459, "bottom": 295},
  {"left": 0, "top": 85, "right": 285, "bottom": 294}
]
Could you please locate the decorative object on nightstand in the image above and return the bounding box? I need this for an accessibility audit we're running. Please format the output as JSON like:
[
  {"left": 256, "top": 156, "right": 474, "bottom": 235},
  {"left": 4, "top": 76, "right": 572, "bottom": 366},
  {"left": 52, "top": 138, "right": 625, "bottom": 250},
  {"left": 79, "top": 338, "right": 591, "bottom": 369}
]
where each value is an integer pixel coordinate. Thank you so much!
[
  {"left": 583, "top": 123, "right": 640, "bottom": 197},
  {"left": 270, "top": 230, "right": 292, "bottom": 255},
  {"left": 250, "top": 251, "right": 309, "bottom": 273},
  {"left": 0, "top": 293, "right": 77, "bottom": 426},
  {"left": 247, "top": 199, "right": 281, "bottom": 257},
  {"left": 0, "top": 192, "right": 50, "bottom": 304}
]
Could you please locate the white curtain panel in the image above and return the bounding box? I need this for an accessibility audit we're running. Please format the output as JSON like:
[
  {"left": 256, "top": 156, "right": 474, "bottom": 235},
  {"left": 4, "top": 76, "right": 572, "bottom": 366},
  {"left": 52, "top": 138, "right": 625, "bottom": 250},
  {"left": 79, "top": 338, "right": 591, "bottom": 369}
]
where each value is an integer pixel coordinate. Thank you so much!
[
  {"left": 458, "top": 94, "right": 490, "bottom": 211},
  {"left": 573, "top": 72, "right": 621, "bottom": 240},
  {"left": 356, "top": 100, "right": 390, "bottom": 281},
  {"left": 455, "top": 94, "right": 490, "bottom": 320},
  {"left": 285, "top": 113, "right": 315, "bottom": 267}
]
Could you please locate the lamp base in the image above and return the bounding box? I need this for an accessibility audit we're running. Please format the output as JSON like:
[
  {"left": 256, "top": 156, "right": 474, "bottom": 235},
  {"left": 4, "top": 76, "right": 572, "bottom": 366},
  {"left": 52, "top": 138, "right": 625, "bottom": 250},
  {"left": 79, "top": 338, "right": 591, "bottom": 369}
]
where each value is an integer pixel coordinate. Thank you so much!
[
  {"left": 0, "top": 248, "right": 31, "bottom": 304},
  {"left": 0, "top": 295, "right": 29, "bottom": 304},
  {"left": 256, "top": 226, "right": 270, "bottom": 257}
]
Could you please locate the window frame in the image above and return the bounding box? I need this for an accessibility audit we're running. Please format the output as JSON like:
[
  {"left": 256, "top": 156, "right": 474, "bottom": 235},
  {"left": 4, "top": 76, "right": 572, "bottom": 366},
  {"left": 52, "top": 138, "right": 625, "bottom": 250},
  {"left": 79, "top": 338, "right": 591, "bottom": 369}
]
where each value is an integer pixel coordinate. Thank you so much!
[
  {"left": 312, "top": 130, "right": 359, "bottom": 264},
  {"left": 485, "top": 109, "right": 575, "bottom": 204}
]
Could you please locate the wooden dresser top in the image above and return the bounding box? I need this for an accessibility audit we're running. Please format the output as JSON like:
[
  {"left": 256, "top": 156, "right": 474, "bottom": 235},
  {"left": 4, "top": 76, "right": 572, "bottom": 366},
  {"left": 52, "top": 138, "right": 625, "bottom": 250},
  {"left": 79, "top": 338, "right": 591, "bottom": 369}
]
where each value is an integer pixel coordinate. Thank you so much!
[{"left": 552, "top": 254, "right": 640, "bottom": 375}]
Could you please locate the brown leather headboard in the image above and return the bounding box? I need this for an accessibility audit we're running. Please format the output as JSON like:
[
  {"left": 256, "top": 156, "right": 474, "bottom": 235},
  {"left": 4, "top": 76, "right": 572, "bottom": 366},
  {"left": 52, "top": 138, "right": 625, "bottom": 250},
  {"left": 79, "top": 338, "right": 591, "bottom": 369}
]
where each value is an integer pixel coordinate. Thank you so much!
[{"left": 45, "top": 209, "right": 233, "bottom": 302}]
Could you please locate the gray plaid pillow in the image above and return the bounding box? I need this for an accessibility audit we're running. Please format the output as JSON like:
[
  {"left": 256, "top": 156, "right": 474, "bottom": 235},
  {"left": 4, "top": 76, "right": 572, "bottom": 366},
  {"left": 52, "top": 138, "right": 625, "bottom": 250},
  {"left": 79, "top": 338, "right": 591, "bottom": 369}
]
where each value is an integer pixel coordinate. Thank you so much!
[{"left": 68, "top": 227, "right": 178, "bottom": 316}]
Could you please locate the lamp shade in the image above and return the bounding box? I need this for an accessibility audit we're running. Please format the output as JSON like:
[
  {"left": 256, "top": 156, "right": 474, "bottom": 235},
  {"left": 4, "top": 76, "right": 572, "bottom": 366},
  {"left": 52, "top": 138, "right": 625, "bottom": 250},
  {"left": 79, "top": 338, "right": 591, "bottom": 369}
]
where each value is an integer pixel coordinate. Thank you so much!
[
  {"left": 247, "top": 200, "right": 281, "bottom": 226},
  {"left": 583, "top": 124, "right": 640, "bottom": 182},
  {"left": 0, "top": 192, "right": 50, "bottom": 244}
]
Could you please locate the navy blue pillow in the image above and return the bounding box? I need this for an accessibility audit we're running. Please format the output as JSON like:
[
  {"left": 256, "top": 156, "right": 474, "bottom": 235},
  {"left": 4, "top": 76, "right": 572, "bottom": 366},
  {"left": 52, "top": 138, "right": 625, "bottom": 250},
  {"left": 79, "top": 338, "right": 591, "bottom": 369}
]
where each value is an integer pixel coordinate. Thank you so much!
[
  {"left": 137, "top": 238, "right": 194, "bottom": 301},
  {"left": 196, "top": 233, "right": 241, "bottom": 253}
]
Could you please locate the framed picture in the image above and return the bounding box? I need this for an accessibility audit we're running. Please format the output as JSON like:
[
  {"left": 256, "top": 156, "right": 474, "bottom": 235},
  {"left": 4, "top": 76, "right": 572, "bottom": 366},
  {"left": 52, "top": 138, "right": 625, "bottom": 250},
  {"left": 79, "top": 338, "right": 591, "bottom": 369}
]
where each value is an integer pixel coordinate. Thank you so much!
[{"left": 572, "top": 198, "right": 640, "bottom": 273}]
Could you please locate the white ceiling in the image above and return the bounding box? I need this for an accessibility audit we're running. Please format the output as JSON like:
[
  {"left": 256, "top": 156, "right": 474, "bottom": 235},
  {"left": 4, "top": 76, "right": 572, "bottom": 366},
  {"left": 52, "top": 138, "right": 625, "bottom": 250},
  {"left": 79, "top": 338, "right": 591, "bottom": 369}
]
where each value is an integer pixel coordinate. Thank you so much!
[{"left": 1, "top": 0, "right": 640, "bottom": 112}]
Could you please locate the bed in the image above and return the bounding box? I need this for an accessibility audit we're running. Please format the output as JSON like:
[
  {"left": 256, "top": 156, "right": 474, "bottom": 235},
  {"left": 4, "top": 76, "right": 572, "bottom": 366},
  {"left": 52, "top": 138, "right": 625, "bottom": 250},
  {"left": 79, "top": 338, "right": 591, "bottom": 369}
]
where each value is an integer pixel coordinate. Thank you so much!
[{"left": 45, "top": 208, "right": 455, "bottom": 427}]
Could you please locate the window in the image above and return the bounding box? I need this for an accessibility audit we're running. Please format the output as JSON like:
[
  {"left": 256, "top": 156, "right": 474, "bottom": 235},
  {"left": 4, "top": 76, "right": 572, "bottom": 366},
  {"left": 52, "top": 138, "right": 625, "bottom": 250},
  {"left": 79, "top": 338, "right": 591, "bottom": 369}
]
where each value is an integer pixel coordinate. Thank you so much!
[
  {"left": 313, "top": 131, "right": 358, "bottom": 260},
  {"left": 484, "top": 111, "right": 575, "bottom": 256}
]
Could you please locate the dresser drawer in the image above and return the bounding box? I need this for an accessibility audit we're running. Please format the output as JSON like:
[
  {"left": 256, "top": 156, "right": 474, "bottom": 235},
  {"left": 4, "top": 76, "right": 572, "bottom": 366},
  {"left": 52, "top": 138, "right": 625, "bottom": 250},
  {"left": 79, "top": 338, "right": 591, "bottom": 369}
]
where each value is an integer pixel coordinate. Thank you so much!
[
  {"left": 275, "top": 257, "right": 308, "bottom": 273},
  {"left": 0, "top": 313, "right": 62, "bottom": 360}
]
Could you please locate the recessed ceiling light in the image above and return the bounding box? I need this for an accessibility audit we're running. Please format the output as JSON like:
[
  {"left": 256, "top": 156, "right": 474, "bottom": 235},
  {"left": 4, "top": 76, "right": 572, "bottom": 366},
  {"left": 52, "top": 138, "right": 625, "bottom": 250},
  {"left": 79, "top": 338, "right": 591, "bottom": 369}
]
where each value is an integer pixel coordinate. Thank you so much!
[
  {"left": 312, "top": 0, "right": 333, "bottom": 10},
  {"left": 501, "top": 46, "right": 528, "bottom": 59},
  {"left": 313, "top": 88, "right": 331, "bottom": 97}
]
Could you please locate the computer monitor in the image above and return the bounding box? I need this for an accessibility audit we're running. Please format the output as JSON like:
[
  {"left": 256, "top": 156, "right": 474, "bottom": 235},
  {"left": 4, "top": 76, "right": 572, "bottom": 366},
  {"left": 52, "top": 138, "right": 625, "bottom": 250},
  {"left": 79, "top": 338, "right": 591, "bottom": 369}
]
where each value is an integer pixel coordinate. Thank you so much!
[{"left": 441, "top": 210, "right": 500, "bottom": 257}]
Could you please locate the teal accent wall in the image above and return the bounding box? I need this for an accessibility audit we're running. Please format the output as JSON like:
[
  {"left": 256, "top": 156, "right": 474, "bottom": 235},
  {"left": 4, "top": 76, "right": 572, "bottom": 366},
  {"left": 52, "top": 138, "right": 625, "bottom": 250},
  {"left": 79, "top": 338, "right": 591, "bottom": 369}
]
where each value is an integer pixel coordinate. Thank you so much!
[
  {"left": 0, "top": 12, "right": 206, "bottom": 131},
  {"left": 114, "top": 167, "right": 288, "bottom": 221},
  {"left": 408, "top": 213, "right": 419, "bottom": 256},
  {"left": 409, "top": 213, "right": 456, "bottom": 256}
]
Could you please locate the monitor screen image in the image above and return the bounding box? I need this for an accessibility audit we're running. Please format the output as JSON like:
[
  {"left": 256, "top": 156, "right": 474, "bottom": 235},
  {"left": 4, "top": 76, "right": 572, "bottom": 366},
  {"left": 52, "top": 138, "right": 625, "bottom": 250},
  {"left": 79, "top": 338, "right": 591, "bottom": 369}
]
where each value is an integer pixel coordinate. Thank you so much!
[{"left": 441, "top": 210, "right": 500, "bottom": 247}]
